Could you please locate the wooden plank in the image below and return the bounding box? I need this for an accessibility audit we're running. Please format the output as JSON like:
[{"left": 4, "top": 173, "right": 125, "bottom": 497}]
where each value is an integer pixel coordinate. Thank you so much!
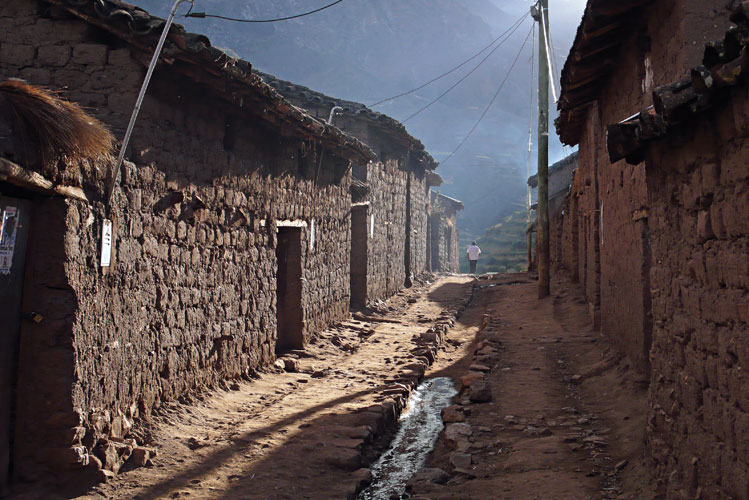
[
  {"left": 0, "top": 158, "right": 89, "bottom": 201},
  {"left": 592, "top": 0, "right": 649, "bottom": 16}
]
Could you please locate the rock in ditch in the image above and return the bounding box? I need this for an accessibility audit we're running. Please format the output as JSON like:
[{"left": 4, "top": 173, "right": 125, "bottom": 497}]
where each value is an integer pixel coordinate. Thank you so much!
[
  {"left": 441, "top": 405, "right": 465, "bottom": 423},
  {"left": 459, "top": 372, "right": 485, "bottom": 391},
  {"left": 323, "top": 447, "right": 361, "bottom": 471},
  {"left": 469, "top": 380, "right": 492, "bottom": 403},
  {"left": 450, "top": 452, "right": 472, "bottom": 469},
  {"left": 352, "top": 467, "right": 373, "bottom": 486},
  {"left": 406, "top": 467, "right": 449, "bottom": 486},
  {"left": 445, "top": 423, "right": 473, "bottom": 451}
]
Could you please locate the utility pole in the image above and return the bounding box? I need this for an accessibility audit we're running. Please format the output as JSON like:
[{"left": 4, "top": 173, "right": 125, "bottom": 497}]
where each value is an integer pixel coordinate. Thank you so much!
[{"left": 531, "top": 0, "right": 550, "bottom": 298}]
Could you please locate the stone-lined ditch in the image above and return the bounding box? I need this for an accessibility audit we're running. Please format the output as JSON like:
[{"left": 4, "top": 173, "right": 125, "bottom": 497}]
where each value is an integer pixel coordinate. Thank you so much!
[{"left": 358, "top": 377, "right": 458, "bottom": 500}]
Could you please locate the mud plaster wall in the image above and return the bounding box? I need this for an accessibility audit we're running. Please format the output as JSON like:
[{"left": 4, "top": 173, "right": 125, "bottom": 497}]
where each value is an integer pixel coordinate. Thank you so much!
[
  {"left": 645, "top": 89, "right": 749, "bottom": 500},
  {"left": 429, "top": 206, "right": 459, "bottom": 274},
  {"left": 565, "top": 1, "right": 733, "bottom": 372},
  {"left": 299, "top": 108, "right": 430, "bottom": 302},
  {"left": 363, "top": 160, "right": 407, "bottom": 304},
  {"left": 560, "top": 194, "right": 578, "bottom": 279},
  {"left": 3, "top": 0, "right": 353, "bottom": 478},
  {"left": 408, "top": 171, "right": 429, "bottom": 277},
  {"left": 573, "top": 108, "right": 601, "bottom": 328}
]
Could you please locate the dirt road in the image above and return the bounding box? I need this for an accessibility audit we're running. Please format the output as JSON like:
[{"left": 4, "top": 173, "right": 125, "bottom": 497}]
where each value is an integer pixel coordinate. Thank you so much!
[
  {"left": 54, "top": 275, "right": 475, "bottom": 500},
  {"left": 15, "top": 273, "right": 659, "bottom": 500},
  {"left": 411, "top": 273, "right": 656, "bottom": 500}
]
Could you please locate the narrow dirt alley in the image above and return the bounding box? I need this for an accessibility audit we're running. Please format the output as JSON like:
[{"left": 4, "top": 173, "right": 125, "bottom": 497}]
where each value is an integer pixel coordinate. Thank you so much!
[
  {"left": 411, "top": 273, "right": 656, "bottom": 500},
  {"left": 17, "top": 273, "right": 659, "bottom": 500},
  {"left": 49, "top": 275, "right": 475, "bottom": 500}
]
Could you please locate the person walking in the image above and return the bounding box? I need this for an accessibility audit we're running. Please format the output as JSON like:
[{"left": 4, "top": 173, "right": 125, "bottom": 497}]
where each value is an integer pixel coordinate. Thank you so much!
[{"left": 467, "top": 241, "right": 481, "bottom": 275}]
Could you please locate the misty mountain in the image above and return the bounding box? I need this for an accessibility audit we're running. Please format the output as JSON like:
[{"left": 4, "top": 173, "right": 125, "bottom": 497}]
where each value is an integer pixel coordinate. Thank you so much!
[{"left": 130, "top": 0, "right": 581, "bottom": 241}]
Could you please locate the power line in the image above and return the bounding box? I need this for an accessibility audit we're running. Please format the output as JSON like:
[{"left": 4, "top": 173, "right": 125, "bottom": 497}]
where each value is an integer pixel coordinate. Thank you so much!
[
  {"left": 186, "top": 0, "right": 346, "bottom": 22},
  {"left": 440, "top": 25, "right": 534, "bottom": 166},
  {"left": 538, "top": 8, "right": 558, "bottom": 103},
  {"left": 370, "top": 12, "right": 529, "bottom": 107},
  {"left": 401, "top": 15, "right": 530, "bottom": 124},
  {"left": 526, "top": 21, "right": 535, "bottom": 221}
]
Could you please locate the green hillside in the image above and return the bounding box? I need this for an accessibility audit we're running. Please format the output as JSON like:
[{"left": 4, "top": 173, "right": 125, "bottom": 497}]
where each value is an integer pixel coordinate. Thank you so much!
[{"left": 460, "top": 209, "right": 528, "bottom": 274}]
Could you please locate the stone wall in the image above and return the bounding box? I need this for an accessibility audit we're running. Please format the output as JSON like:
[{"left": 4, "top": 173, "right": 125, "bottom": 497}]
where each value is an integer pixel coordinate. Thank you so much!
[
  {"left": 3, "top": 0, "right": 355, "bottom": 479},
  {"left": 571, "top": 108, "right": 602, "bottom": 329},
  {"left": 430, "top": 208, "right": 459, "bottom": 274},
  {"left": 559, "top": 0, "right": 732, "bottom": 372},
  {"left": 361, "top": 159, "right": 408, "bottom": 304},
  {"left": 277, "top": 94, "right": 434, "bottom": 302},
  {"left": 409, "top": 170, "right": 429, "bottom": 277},
  {"left": 645, "top": 89, "right": 749, "bottom": 500}
]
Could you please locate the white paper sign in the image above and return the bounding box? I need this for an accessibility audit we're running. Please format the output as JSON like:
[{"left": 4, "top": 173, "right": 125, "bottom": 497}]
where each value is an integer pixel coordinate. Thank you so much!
[
  {"left": 309, "top": 219, "right": 315, "bottom": 251},
  {"left": 0, "top": 206, "right": 19, "bottom": 275},
  {"left": 101, "top": 219, "right": 113, "bottom": 267},
  {"left": 370, "top": 214, "right": 375, "bottom": 238}
]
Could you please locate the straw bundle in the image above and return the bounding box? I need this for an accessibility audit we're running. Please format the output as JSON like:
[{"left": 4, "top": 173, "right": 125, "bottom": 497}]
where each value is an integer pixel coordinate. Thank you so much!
[{"left": 0, "top": 79, "right": 114, "bottom": 165}]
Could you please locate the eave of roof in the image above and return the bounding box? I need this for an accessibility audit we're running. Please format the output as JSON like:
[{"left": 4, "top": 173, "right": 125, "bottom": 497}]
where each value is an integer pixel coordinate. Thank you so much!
[
  {"left": 45, "top": 0, "right": 376, "bottom": 165},
  {"left": 527, "top": 151, "right": 579, "bottom": 187},
  {"left": 606, "top": 5, "right": 749, "bottom": 164},
  {"left": 255, "top": 71, "right": 438, "bottom": 171},
  {"left": 555, "top": 0, "right": 650, "bottom": 146},
  {"left": 432, "top": 191, "right": 465, "bottom": 211}
]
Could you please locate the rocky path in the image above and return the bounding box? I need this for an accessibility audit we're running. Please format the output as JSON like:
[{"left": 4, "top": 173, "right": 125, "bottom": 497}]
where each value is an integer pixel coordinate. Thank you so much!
[
  {"left": 50, "top": 275, "right": 475, "bottom": 500},
  {"left": 408, "top": 273, "right": 657, "bottom": 500},
  {"left": 17, "top": 273, "right": 659, "bottom": 500}
]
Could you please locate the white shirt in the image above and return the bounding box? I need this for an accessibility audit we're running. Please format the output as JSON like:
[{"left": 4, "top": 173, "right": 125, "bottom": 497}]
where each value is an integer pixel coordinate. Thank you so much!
[{"left": 467, "top": 245, "right": 481, "bottom": 261}]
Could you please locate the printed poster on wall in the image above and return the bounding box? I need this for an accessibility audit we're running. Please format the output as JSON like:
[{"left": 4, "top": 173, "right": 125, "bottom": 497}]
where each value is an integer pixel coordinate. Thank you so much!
[{"left": 0, "top": 206, "right": 19, "bottom": 275}]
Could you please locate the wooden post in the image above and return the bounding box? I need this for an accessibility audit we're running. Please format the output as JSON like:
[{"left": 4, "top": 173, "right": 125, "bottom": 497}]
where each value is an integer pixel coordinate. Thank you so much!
[{"left": 535, "top": 0, "right": 551, "bottom": 298}]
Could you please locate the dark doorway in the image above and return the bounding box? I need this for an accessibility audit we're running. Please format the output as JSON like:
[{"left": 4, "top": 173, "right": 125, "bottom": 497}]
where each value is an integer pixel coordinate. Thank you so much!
[
  {"left": 0, "top": 195, "right": 31, "bottom": 494},
  {"left": 275, "top": 227, "right": 303, "bottom": 354},
  {"left": 350, "top": 205, "right": 368, "bottom": 308}
]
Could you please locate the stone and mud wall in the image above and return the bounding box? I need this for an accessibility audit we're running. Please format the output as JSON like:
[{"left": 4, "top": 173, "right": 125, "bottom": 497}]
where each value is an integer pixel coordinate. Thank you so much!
[
  {"left": 554, "top": 2, "right": 746, "bottom": 495},
  {"left": 561, "top": 0, "right": 732, "bottom": 372},
  {"left": 644, "top": 89, "right": 749, "bottom": 500},
  {"left": 2, "top": 0, "right": 355, "bottom": 479},
  {"left": 360, "top": 159, "right": 408, "bottom": 304},
  {"left": 430, "top": 210, "right": 459, "bottom": 274},
  {"left": 408, "top": 170, "right": 429, "bottom": 277}
]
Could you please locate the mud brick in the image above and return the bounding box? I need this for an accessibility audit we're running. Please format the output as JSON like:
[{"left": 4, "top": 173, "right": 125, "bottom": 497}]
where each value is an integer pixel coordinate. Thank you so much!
[
  {"left": 37, "top": 45, "right": 71, "bottom": 66},
  {"left": 72, "top": 44, "right": 108, "bottom": 65},
  {"left": 1, "top": 43, "right": 34, "bottom": 65}
]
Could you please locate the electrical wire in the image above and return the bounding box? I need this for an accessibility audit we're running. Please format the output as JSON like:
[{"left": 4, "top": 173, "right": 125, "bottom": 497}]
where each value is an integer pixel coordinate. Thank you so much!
[
  {"left": 401, "top": 15, "right": 530, "bottom": 124},
  {"left": 370, "top": 12, "right": 529, "bottom": 107},
  {"left": 439, "top": 25, "right": 534, "bottom": 166},
  {"left": 543, "top": 10, "right": 572, "bottom": 159},
  {"left": 526, "top": 22, "right": 535, "bottom": 221},
  {"left": 538, "top": 8, "right": 558, "bottom": 104},
  {"left": 186, "top": 0, "right": 346, "bottom": 22}
]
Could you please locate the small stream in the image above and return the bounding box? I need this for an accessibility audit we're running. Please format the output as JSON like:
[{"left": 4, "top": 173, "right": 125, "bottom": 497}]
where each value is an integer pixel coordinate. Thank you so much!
[{"left": 358, "top": 377, "right": 458, "bottom": 500}]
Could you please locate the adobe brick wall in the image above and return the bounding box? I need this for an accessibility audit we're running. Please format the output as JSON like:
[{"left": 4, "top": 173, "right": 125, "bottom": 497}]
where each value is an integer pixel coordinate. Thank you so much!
[
  {"left": 3, "top": 0, "right": 356, "bottom": 479},
  {"left": 561, "top": 0, "right": 733, "bottom": 372},
  {"left": 360, "top": 159, "right": 408, "bottom": 304},
  {"left": 262, "top": 81, "right": 433, "bottom": 295},
  {"left": 429, "top": 206, "right": 459, "bottom": 273},
  {"left": 572, "top": 106, "right": 602, "bottom": 329},
  {"left": 409, "top": 170, "right": 429, "bottom": 276},
  {"left": 645, "top": 89, "right": 749, "bottom": 500},
  {"left": 560, "top": 194, "right": 578, "bottom": 278}
]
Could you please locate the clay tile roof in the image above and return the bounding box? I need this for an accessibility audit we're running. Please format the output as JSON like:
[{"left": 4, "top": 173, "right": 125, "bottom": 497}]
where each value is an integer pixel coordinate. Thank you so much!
[
  {"left": 44, "top": 0, "right": 376, "bottom": 165},
  {"left": 431, "top": 191, "right": 464, "bottom": 211},
  {"left": 555, "top": 0, "right": 650, "bottom": 146},
  {"left": 254, "top": 70, "right": 438, "bottom": 171},
  {"left": 527, "top": 151, "right": 578, "bottom": 188},
  {"left": 606, "top": 5, "right": 749, "bottom": 164}
]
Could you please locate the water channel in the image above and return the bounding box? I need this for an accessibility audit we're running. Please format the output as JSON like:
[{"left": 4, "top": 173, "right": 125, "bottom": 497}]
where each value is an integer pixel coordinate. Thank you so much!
[{"left": 358, "top": 376, "right": 458, "bottom": 500}]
